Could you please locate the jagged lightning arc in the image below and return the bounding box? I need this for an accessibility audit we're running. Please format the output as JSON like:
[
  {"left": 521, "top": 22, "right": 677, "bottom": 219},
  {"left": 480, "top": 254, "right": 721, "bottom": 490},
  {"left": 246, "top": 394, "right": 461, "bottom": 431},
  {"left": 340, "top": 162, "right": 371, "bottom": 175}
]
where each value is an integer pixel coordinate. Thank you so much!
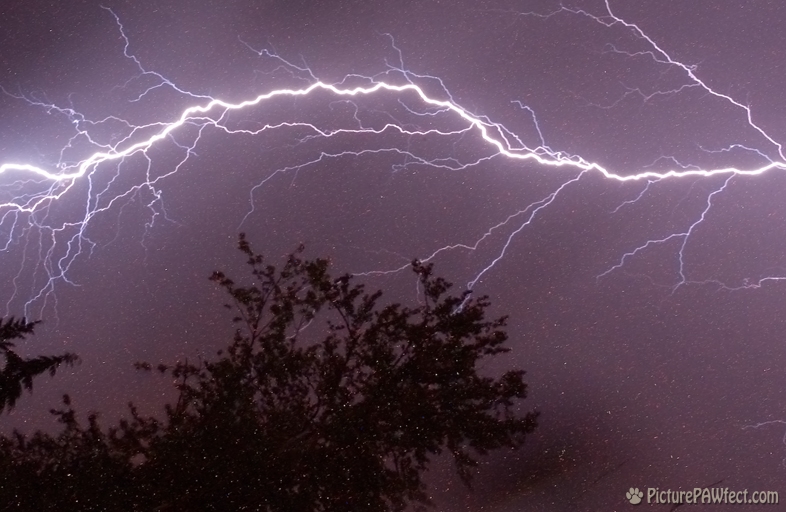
[{"left": 1, "top": 1, "right": 785, "bottom": 319}]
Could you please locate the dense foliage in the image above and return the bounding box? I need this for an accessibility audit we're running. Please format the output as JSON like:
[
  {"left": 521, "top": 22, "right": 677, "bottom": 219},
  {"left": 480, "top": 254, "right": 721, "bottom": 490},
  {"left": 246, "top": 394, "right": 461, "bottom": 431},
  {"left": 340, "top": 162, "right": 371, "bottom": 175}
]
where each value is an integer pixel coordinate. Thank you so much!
[
  {"left": 0, "top": 235, "right": 537, "bottom": 511},
  {"left": 0, "top": 317, "right": 78, "bottom": 415}
]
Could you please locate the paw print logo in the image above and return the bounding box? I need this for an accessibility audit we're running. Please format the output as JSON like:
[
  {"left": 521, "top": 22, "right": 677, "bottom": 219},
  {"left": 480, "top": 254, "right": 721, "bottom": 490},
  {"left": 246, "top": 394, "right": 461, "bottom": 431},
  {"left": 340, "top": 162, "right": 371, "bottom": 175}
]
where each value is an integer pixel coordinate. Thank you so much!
[{"left": 626, "top": 487, "right": 643, "bottom": 505}]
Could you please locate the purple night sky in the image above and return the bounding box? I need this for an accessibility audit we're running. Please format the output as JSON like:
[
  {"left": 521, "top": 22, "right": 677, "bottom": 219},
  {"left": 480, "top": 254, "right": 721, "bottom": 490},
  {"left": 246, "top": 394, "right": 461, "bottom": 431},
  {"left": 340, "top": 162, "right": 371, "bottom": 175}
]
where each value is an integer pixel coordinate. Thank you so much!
[{"left": 3, "top": 1, "right": 786, "bottom": 509}]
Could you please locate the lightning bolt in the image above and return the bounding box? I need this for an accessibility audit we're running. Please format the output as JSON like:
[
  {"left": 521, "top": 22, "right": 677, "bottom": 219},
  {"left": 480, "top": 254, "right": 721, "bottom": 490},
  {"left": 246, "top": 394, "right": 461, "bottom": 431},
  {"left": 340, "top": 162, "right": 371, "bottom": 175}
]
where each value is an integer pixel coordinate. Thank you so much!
[{"left": 2, "top": 2, "right": 785, "bottom": 319}]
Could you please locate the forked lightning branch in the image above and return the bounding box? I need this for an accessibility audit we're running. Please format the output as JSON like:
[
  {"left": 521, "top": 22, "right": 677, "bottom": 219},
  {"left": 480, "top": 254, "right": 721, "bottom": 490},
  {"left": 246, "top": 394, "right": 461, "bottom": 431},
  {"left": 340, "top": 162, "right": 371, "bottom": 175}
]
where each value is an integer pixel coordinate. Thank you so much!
[{"left": 2, "top": 1, "right": 786, "bottom": 318}]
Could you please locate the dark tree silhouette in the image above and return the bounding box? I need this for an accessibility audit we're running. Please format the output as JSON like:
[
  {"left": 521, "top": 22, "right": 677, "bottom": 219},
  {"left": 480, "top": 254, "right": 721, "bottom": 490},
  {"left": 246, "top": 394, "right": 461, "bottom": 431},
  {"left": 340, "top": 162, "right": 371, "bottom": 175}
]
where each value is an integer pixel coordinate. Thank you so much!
[
  {"left": 0, "top": 235, "right": 537, "bottom": 512},
  {"left": 0, "top": 317, "right": 79, "bottom": 414}
]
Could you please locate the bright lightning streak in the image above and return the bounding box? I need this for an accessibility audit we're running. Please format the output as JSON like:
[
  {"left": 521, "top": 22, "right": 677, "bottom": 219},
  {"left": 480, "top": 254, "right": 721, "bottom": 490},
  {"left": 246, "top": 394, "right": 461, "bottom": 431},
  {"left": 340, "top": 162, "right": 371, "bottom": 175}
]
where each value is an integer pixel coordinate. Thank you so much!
[{"left": 2, "top": 2, "right": 786, "bottom": 319}]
